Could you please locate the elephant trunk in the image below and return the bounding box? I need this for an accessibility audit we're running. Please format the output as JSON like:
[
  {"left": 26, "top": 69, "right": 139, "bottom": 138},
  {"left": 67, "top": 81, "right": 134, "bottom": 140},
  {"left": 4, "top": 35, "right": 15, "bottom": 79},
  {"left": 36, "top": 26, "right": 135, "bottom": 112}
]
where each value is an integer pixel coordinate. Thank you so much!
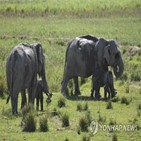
[
  {"left": 113, "top": 57, "right": 124, "bottom": 78},
  {"left": 42, "top": 69, "right": 49, "bottom": 95}
]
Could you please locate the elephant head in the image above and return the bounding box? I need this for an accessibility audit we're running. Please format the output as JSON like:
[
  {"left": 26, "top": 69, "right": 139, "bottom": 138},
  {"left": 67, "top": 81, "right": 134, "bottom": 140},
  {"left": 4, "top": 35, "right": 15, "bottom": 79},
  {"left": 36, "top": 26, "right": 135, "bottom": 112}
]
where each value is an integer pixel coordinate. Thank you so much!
[{"left": 95, "top": 38, "right": 124, "bottom": 78}]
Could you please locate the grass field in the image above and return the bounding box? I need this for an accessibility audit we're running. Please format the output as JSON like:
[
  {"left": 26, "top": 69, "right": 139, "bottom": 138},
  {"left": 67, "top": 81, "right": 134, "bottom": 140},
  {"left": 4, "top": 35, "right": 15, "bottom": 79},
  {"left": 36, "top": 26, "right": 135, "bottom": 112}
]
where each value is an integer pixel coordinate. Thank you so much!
[{"left": 0, "top": 0, "right": 141, "bottom": 141}]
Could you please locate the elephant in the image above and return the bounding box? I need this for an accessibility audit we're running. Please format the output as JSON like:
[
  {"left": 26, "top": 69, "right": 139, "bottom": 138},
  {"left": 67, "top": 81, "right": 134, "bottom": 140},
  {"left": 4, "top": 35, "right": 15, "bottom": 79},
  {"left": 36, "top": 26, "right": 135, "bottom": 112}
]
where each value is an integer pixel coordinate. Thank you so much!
[
  {"left": 34, "top": 79, "right": 52, "bottom": 111},
  {"left": 91, "top": 70, "right": 117, "bottom": 99},
  {"left": 6, "top": 42, "right": 51, "bottom": 114},
  {"left": 61, "top": 35, "right": 124, "bottom": 96}
]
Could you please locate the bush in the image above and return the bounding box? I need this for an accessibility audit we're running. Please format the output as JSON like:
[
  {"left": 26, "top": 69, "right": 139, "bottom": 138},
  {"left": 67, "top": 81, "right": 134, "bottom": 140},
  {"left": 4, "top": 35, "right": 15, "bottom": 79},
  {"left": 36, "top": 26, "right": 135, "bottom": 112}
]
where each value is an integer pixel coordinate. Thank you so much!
[
  {"left": 106, "top": 101, "right": 113, "bottom": 109},
  {"left": 62, "top": 113, "right": 70, "bottom": 127},
  {"left": 58, "top": 97, "right": 66, "bottom": 108},
  {"left": 79, "top": 116, "right": 89, "bottom": 132},
  {"left": 39, "top": 116, "right": 48, "bottom": 132},
  {"left": 22, "top": 112, "right": 36, "bottom": 132}
]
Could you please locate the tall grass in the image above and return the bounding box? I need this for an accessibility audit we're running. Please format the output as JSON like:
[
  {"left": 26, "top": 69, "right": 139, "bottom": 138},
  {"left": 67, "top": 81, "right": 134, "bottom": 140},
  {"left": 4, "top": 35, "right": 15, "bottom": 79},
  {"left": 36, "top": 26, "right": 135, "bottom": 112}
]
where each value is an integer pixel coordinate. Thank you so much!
[{"left": 0, "top": 0, "right": 140, "bottom": 17}]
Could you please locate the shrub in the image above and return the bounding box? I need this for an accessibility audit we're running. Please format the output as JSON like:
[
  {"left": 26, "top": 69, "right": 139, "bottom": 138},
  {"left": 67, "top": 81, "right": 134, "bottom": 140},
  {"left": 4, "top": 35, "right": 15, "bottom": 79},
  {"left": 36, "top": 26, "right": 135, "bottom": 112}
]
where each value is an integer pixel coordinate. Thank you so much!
[
  {"left": 58, "top": 97, "right": 66, "bottom": 108},
  {"left": 79, "top": 116, "right": 89, "bottom": 132},
  {"left": 22, "top": 112, "right": 36, "bottom": 132},
  {"left": 62, "top": 113, "right": 70, "bottom": 127},
  {"left": 112, "top": 133, "right": 118, "bottom": 141},
  {"left": 106, "top": 101, "right": 113, "bottom": 109},
  {"left": 39, "top": 116, "right": 48, "bottom": 132}
]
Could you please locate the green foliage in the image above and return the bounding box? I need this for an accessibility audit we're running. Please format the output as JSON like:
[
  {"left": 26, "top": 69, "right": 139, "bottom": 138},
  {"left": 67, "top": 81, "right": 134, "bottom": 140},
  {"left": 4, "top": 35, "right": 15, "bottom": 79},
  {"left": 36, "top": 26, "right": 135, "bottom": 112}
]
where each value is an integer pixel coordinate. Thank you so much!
[
  {"left": 106, "top": 101, "right": 113, "bottom": 109},
  {"left": 57, "top": 96, "right": 66, "bottom": 108},
  {"left": 22, "top": 112, "right": 36, "bottom": 132},
  {"left": 39, "top": 115, "right": 48, "bottom": 132},
  {"left": 61, "top": 113, "right": 70, "bottom": 127}
]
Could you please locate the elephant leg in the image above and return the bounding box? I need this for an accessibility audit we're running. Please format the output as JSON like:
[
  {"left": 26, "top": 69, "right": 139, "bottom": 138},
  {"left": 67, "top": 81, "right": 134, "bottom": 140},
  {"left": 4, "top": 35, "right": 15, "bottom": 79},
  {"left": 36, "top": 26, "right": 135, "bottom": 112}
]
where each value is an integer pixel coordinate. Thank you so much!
[
  {"left": 91, "top": 75, "right": 95, "bottom": 98},
  {"left": 73, "top": 77, "right": 81, "bottom": 96},
  {"left": 61, "top": 75, "right": 70, "bottom": 96},
  {"left": 36, "top": 96, "right": 39, "bottom": 111},
  {"left": 21, "top": 90, "right": 27, "bottom": 109},
  {"left": 28, "top": 88, "right": 32, "bottom": 103},
  {"left": 11, "top": 91, "right": 18, "bottom": 114},
  {"left": 107, "top": 72, "right": 117, "bottom": 98},
  {"left": 40, "top": 92, "right": 43, "bottom": 111}
]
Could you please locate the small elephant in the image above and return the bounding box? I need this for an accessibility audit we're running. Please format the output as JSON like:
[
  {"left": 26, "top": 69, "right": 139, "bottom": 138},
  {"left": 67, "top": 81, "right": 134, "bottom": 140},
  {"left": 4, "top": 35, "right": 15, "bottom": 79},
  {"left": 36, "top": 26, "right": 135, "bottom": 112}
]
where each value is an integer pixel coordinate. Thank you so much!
[
  {"left": 91, "top": 70, "right": 117, "bottom": 99},
  {"left": 34, "top": 79, "right": 52, "bottom": 111}
]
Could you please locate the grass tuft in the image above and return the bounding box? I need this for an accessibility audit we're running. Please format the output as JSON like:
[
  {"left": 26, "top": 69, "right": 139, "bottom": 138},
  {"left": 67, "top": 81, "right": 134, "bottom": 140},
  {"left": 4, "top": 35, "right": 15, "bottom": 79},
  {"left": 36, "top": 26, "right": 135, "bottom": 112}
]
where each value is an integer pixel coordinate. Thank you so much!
[
  {"left": 22, "top": 112, "right": 36, "bottom": 132},
  {"left": 121, "top": 96, "right": 130, "bottom": 105},
  {"left": 79, "top": 116, "right": 89, "bottom": 132},
  {"left": 58, "top": 96, "right": 66, "bottom": 108},
  {"left": 106, "top": 101, "right": 113, "bottom": 109},
  {"left": 61, "top": 113, "right": 70, "bottom": 127},
  {"left": 39, "top": 115, "right": 48, "bottom": 132}
]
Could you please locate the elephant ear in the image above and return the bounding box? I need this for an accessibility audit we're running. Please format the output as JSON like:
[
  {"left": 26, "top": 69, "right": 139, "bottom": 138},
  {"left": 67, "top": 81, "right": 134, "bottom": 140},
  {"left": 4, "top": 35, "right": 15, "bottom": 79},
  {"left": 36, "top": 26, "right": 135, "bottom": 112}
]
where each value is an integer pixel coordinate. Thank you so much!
[
  {"left": 35, "top": 43, "right": 43, "bottom": 65},
  {"left": 95, "top": 38, "right": 108, "bottom": 66}
]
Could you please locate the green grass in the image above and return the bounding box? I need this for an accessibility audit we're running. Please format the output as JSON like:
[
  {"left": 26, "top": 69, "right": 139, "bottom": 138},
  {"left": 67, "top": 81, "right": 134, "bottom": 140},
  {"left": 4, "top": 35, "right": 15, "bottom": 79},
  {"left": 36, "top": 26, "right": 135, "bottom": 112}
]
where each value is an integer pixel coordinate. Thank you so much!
[{"left": 0, "top": 0, "right": 141, "bottom": 140}]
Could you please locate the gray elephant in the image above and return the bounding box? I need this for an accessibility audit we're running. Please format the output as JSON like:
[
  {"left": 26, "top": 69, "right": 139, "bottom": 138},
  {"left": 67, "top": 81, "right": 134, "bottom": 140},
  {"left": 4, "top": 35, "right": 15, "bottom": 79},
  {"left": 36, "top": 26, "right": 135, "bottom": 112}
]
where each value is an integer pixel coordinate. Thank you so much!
[
  {"left": 61, "top": 35, "right": 124, "bottom": 96},
  {"left": 91, "top": 70, "right": 117, "bottom": 99},
  {"left": 6, "top": 43, "right": 51, "bottom": 114},
  {"left": 35, "top": 79, "right": 52, "bottom": 111}
]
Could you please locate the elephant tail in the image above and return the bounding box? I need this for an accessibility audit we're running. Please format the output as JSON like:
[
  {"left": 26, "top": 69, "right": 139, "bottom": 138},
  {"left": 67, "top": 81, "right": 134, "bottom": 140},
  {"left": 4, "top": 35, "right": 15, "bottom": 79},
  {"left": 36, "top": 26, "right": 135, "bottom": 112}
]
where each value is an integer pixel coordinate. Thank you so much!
[{"left": 6, "top": 95, "right": 10, "bottom": 104}]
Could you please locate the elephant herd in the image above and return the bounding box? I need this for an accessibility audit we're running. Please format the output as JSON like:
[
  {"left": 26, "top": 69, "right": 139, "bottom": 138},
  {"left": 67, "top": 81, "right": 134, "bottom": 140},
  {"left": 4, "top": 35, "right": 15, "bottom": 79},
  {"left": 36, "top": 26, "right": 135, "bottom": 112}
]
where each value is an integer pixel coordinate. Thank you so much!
[{"left": 6, "top": 35, "right": 124, "bottom": 114}]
